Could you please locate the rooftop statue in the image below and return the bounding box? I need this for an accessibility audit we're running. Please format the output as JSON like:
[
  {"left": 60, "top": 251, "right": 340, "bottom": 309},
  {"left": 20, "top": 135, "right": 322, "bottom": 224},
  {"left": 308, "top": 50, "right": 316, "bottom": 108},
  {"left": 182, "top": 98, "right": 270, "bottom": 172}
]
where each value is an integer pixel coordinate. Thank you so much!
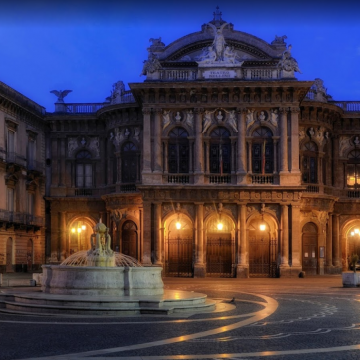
[
  {"left": 196, "top": 21, "right": 243, "bottom": 67},
  {"left": 277, "top": 44, "right": 302, "bottom": 75},
  {"left": 50, "top": 89, "right": 72, "bottom": 103},
  {"left": 140, "top": 52, "right": 162, "bottom": 76}
]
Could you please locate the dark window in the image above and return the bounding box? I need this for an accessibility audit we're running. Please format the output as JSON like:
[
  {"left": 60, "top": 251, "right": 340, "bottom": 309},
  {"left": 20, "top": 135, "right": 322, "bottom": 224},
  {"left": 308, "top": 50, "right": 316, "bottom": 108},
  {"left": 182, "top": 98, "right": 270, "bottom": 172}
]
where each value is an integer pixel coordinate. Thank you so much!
[
  {"left": 121, "top": 142, "right": 139, "bottom": 183},
  {"left": 76, "top": 150, "right": 93, "bottom": 187},
  {"left": 168, "top": 127, "right": 189, "bottom": 174},
  {"left": 251, "top": 127, "right": 273, "bottom": 174},
  {"left": 301, "top": 142, "right": 318, "bottom": 184},
  {"left": 209, "top": 127, "right": 231, "bottom": 174}
]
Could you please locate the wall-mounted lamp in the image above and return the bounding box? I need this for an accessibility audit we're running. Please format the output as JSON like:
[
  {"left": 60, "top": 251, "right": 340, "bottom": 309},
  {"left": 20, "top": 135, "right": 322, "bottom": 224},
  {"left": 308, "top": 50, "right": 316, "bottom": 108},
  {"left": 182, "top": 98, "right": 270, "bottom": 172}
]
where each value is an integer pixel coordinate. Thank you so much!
[{"left": 260, "top": 204, "right": 266, "bottom": 231}]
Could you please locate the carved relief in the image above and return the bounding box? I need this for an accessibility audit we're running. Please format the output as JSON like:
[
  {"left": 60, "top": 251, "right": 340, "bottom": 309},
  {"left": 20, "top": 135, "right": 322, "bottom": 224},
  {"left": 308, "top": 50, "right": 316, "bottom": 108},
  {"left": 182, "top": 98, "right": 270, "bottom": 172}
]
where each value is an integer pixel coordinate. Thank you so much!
[{"left": 339, "top": 136, "right": 352, "bottom": 157}]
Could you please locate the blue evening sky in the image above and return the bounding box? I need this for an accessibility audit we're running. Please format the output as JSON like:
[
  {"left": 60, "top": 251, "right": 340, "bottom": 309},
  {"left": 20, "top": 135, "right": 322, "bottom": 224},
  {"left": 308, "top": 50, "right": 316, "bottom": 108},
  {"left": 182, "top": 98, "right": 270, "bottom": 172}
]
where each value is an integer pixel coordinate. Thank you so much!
[{"left": 0, "top": 0, "right": 359, "bottom": 113}]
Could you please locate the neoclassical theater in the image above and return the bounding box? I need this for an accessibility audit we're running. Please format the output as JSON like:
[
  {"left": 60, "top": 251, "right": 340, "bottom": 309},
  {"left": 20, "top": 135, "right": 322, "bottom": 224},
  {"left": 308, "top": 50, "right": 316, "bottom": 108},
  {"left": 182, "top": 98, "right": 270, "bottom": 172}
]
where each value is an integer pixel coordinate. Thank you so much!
[{"left": 1, "top": 8, "right": 360, "bottom": 277}]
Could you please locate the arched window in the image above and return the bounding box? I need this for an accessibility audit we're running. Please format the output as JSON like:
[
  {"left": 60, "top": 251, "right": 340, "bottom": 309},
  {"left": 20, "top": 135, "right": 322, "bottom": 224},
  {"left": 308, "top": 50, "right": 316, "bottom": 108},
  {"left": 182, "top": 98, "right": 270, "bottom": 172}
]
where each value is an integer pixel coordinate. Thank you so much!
[
  {"left": 252, "top": 127, "right": 273, "bottom": 174},
  {"left": 346, "top": 149, "right": 360, "bottom": 187},
  {"left": 75, "top": 150, "right": 93, "bottom": 188},
  {"left": 168, "top": 127, "right": 189, "bottom": 174},
  {"left": 301, "top": 142, "right": 318, "bottom": 184},
  {"left": 210, "top": 127, "right": 231, "bottom": 174},
  {"left": 121, "top": 142, "right": 139, "bottom": 183}
]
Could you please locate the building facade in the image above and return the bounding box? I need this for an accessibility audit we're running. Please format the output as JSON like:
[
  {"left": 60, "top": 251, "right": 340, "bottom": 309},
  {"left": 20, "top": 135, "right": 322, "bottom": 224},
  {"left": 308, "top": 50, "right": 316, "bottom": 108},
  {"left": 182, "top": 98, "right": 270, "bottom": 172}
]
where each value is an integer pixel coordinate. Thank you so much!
[{"left": 1, "top": 9, "right": 360, "bottom": 277}]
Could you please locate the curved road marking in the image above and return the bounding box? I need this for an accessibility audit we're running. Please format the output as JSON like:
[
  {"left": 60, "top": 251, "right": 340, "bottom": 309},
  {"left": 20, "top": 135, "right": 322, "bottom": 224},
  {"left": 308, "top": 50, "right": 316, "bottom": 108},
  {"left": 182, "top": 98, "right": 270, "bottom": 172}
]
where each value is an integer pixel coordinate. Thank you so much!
[{"left": 22, "top": 294, "right": 277, "bottom": 360}]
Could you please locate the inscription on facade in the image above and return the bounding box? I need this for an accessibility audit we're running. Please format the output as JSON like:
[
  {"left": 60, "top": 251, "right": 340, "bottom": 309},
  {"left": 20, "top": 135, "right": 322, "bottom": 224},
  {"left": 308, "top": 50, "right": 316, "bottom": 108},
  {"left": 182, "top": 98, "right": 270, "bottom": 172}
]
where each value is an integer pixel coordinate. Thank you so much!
[{"left": 203, "top": 70, "right": 236, "bottom": 79}]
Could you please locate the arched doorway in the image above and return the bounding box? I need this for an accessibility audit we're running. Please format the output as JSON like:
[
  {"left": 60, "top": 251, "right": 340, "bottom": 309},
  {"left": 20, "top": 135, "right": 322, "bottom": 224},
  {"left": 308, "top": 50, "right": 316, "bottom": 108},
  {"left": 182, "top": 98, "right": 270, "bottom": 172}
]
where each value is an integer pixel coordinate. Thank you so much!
[
  {"left": 6, "top": 237, "right": 13, "bottom": 272},
  {"left": 248, "top": 217, "right": 277, "bottom": 278},
  {"left": 165, "top": 216, "right": 193, "bottom": 277},
  {"left": 27, "top": 239, "right": 33, "bottom": 272},
  {"left": 69, "top": 219, "right": 93, "bottom": 254},
  {"left": 121, "top": 220, "right": 138, "bottom": 259},
  {"left": 302, "top": 222, "right": 318, "bottom": 275},
  {"left": 206, "top": 215, "right": 234, "bottom": 277}
]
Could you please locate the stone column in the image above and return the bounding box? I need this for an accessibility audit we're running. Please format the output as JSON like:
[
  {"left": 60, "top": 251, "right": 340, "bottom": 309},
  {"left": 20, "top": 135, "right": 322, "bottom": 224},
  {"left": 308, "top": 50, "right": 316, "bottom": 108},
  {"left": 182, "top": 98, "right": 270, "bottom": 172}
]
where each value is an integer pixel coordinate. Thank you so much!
[
  {"left": 279, "top": 108, "right": 288, "bottom": 174},
  {"left": 194, "top": 108, "right": 204, "bottom": 184},
  {"left": 247, "top": 140, "right": 252, "bottom": 173},
  {"left": 290, "top": 107, "right": 300, "bottom": 174},
  {"left": 291, "top": 205, "right": 302, "bottom": 272},
  {"left": 50, "top": 208, "right": 60, "bottom": 263},
  {"left": 60, "top": 211, "right": 67, "bottom": 261},
  {"left": 333, "top": 135, "right": 340, "bottom": 187},
  {"left": 326, "top": 214, "right": 333, "bottom": 273},
  {"left": 332, "top": 214, "right": 340, "bottom": 268},
  {"left": 142, "top": 108, "right": 152, "bottom": 174},
  {"left": 273, "top": 139, "right": 279, "bottom": 174},
  {"left": 153, "top": 109, "right": 162, "bottom": 173},
  {"left": 142, "top": 202, "right": 152, "bottom": 265},
  {"left": 194, "top": 203, "right": 205, "bottom": 277},
  {"left": 163, "top": 140, "right": 168, "bottom": 173},
  {"left": 189, "top": 139, "right": 194, "bottom": 173},
  {"left": 154, "top": 202, "right": 162, "bottom": 265},
  {"left": 59, "top": 137, "right": 66, "bottom": 186},
  {"left": 318, "top": 153, "right": 324, "bottom": 185},
  {"left": 236, "top": 109, "right": 247, "bottom": 184},
  {"left": 51, "top": 138, "right": 58, "bottom": 186},
  {"left": 279, "top": 204, "right": 289, "bottom": 276},
  {"left": 237, "top": 204, "right": 249, "bottom": 278}
]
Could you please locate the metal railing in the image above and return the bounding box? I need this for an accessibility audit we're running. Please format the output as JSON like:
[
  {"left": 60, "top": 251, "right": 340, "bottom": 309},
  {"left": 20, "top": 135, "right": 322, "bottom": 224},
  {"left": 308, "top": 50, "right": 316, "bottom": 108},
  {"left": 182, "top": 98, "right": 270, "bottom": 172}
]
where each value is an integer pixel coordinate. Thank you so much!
[
  {"left": 0, "top": 210, "right": 43, "bottom": 226},
  {"left": 27, "top": 159, "right": 44, "bottom": 173},
  {"left": 6, "top": 152, "right": 26, "bottom": 167},
  {"left": 305, "top": 185, "right": 320, "bottom": 193}
]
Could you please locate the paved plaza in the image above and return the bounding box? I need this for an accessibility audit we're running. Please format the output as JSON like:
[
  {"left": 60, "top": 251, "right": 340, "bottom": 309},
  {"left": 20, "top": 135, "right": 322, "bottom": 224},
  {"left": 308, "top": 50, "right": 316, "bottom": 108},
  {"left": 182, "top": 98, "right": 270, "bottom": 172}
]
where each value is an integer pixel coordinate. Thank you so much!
[{"left": 1, "top": 274, "right": 360, "bottom": 359}]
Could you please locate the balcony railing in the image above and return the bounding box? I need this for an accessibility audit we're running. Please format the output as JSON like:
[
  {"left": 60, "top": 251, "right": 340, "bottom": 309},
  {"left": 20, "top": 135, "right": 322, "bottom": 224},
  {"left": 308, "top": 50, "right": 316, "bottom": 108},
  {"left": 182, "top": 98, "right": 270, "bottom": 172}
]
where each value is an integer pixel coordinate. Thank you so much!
[
  {"left": 304, "top": 185, "right": 320, "bottom": 193},
  {"left": 27, "top": 159, "right": 44, "bottom": 173},
  {"left": 347, "top": 190, "right": 360, "bottom": 198},
  {"left": 251, "top": 174, "right": 274, "bottom": 184},
  {"left": 119, "top": 184, "right": 138, "bottom": 193},
  {"left": 167, "top": 175, "right": 190, "bottom": 184},
  {"left": 0, "top": 210, "right": 43, "bottom": 226},
  {"left": 208, "top": 175, "right": 231, "bottom": 184},
  {"left": 6, "top": 152, "right": 26, "bottom": 167},
  {"left": 330, "top": 101, "right": 360, "bottom": 112}
]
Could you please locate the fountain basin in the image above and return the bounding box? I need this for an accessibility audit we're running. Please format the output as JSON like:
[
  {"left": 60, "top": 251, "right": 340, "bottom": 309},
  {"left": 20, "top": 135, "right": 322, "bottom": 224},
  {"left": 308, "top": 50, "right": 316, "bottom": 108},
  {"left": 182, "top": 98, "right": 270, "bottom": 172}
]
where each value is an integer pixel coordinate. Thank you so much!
[{"left": 42, "top": 265, "right": 164, "bottom": 296}]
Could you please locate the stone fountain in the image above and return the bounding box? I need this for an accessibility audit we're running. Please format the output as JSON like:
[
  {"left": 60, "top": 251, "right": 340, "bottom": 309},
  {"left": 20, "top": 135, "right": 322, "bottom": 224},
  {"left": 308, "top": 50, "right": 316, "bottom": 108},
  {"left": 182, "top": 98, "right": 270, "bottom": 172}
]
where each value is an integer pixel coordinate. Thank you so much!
[
  {"left": 0, "top": 220, "right": 216, "bottom": 316},
  {"left": 41, "top": 220, "right": 163, "bottom": 296}
]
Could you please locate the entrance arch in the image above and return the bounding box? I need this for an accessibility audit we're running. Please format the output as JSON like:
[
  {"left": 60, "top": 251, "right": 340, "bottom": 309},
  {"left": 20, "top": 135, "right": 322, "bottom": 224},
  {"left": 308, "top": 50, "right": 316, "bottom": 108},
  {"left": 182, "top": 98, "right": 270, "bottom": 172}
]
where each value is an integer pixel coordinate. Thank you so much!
[
  {"left": 302, "top": 222, "right": 318, "bottom": 275},
  {"left": 68, "top": 218, "right": 96, "bottom": 255},
  {"left": 164, "top": 215, "right": 193, "bottom": 277},
  {"left": 6, "top": 237, "right": 13, "bottom": 273},
  {"left": 121, "top": 220, "right": 138, "bottom": 259},
  {"left": 205, "top": 214, "right": 235, "bottom": 277},
  {"left": 248, "top": 215, "right": 277, "bottom": 278}
]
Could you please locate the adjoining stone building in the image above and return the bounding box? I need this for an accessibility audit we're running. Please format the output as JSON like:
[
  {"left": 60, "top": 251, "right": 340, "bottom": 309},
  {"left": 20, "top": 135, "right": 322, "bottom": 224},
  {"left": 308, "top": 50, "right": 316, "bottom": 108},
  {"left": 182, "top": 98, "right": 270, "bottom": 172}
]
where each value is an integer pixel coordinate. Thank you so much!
[{"left": 1, "top": 8, "right": 360, "bottom": 277}]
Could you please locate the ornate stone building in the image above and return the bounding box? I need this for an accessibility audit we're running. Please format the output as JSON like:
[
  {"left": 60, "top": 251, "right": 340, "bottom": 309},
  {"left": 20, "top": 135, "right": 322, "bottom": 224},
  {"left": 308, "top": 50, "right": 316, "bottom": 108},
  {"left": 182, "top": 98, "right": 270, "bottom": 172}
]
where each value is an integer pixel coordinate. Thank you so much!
[
  {"left": 1, "top": 9, "right": 360, "bottom": 277},
  {"left": 0, "top": 82, "right": 46, "bottom": 272}
]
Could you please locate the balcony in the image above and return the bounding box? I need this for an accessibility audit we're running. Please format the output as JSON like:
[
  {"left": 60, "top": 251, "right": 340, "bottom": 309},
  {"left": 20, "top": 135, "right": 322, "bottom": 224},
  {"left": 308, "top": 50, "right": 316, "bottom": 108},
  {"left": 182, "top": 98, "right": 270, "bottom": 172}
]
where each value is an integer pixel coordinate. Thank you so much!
[
  {"left": 27, "top": 159, "right": 44, "bottom": 174},
  {"left": 167, "top": 175, "right": 190, "bottom": 184},
  {"left": 6, "top": 152, "right": 26, "bottom": 167},
  {"left": 208, "top": 175, "right": 231, "bottom": 184},
  {"left": 0, "top": 209, "right": 44, "bottom": 227},
  {"left": 330, "top": 101, "right": 360, "bottom": 112},
  {"left": 251, "top": 174, "right": 274, "bottom": 184}
]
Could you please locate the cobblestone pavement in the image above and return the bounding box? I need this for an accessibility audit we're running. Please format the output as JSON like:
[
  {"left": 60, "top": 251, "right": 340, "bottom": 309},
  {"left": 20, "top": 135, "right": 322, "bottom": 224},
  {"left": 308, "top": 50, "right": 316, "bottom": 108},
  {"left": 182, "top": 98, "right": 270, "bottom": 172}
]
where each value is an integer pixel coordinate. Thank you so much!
[{"left": 1, "top": 275, "right": 360, "bottom": 360}]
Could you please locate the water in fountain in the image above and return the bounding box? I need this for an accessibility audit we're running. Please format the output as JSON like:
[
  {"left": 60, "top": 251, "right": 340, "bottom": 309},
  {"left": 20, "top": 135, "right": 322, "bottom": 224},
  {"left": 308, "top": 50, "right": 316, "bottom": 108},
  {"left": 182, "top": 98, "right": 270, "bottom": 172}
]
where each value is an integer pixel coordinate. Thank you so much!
[{"left": 60, "top": 250, "right": 142, "bottom": 267}]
